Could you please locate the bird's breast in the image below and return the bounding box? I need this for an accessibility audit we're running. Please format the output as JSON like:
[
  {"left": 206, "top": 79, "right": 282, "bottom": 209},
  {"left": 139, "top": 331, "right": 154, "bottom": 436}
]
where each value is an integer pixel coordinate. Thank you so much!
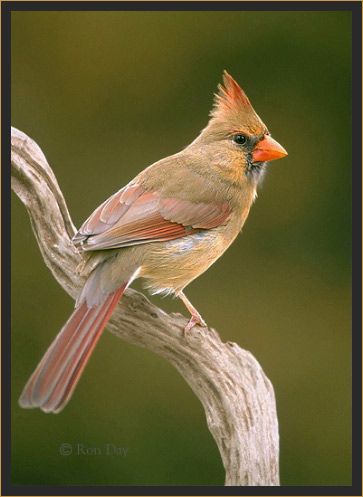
[{"left": 138, "top": 214, "right": 243, "bottom": 295}]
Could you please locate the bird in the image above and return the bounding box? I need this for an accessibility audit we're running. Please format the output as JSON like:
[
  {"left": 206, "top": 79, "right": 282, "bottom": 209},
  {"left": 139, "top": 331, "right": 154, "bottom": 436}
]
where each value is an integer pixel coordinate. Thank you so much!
[{"left": 19, "top": 71, "right": 287, "bottom": 414}]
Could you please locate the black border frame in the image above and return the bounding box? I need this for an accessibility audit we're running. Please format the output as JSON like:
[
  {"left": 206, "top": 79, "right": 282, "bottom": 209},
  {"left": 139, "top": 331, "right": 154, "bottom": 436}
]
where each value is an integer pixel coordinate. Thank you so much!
[{"left": 2, "top": 2, "right": 362, "bottom": 496}]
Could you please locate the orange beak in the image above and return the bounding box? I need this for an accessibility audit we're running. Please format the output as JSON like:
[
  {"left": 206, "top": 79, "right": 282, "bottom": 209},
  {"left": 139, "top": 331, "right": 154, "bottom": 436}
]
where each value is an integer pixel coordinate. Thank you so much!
[{"left": 252, "top": 135, "right": 288, "bottom": 162}]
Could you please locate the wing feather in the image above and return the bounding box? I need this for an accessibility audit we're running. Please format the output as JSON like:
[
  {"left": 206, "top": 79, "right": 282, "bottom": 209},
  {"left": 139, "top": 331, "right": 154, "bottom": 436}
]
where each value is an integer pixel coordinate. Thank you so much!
[{"left": 74, "top": 183, "right": 231, "bottom": 251}]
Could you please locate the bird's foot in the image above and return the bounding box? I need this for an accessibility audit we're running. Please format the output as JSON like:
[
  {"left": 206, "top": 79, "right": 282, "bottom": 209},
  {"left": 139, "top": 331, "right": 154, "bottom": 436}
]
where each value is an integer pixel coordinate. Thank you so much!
[
  {"left": 177, "top": 291, "right": 207, "bottom": 337},
  {"left": 184, "top": 312, "right": 207, "bottom": 336}
]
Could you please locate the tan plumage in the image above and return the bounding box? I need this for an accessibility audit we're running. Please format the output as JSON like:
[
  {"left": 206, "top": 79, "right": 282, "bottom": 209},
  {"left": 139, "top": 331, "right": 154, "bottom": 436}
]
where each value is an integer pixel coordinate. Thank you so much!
[{"left": 19, "top": 71, "right": 287, "bottom": 413}]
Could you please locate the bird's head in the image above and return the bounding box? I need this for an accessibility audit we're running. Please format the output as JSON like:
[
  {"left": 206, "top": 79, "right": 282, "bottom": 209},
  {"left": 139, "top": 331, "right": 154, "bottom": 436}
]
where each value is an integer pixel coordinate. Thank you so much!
[{"left": 191, "top": 71, "right": 287, "bottom": 185}]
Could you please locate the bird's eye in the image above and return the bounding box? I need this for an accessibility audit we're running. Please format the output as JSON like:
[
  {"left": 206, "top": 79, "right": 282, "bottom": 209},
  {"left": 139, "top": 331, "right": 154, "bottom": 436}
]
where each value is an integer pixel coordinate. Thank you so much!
[{"left": 234, "top": 134, "right": 247, "bottom": 145}]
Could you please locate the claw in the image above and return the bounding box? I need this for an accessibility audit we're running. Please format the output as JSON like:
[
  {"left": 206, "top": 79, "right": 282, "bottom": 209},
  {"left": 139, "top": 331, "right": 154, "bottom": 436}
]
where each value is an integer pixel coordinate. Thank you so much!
[{"left": 184, "top": 312, "right": 207, "bottom": 335}]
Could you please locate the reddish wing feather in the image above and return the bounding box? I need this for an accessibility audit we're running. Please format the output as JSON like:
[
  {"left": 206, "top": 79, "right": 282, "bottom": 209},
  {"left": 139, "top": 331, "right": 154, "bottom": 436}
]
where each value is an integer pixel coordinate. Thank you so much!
[
  {"left": 159, "top": 198, "right": 230, "bottom": 229},
  {"left": 74, "top": 184, "right": 231, "bottom": 251},
  {"left": 73, "top": 184, "right": 144, "bottom": 242}
]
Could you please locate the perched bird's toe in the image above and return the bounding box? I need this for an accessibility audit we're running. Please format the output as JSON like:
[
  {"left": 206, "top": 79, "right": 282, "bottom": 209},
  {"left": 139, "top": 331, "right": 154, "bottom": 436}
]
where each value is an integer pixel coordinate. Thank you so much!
[{"left": 184, "top": 313, "right": 207, "bottom": 335}]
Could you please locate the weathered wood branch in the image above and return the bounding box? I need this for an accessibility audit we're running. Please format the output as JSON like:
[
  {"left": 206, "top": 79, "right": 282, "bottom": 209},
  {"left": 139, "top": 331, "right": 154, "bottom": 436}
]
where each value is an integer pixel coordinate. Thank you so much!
[{"left": 11, "top": 126, "right": 280, "bottom": 486}]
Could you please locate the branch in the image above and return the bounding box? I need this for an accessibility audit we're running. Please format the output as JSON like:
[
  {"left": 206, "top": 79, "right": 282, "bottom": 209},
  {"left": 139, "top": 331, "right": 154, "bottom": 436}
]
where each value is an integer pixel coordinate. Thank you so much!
[{"left": 11, "top": 126, "right": 280, "bottom": 486}]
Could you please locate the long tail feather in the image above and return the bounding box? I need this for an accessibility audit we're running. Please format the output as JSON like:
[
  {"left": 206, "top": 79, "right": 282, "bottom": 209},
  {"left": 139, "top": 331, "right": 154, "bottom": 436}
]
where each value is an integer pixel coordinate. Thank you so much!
[{"left": 19, "top": 284, "right": 126, "bottom": 413}]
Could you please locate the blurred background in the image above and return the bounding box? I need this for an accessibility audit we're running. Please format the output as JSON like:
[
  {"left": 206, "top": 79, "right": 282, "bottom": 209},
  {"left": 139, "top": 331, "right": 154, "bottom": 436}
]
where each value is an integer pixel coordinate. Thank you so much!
[{"left": 11, "top": 10, "right": 351, "bottom": 486}]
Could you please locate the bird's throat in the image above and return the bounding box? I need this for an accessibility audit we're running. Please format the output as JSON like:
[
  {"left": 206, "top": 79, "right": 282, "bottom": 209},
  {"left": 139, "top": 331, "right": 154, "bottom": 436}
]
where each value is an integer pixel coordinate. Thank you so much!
[{"left": 246, "top": 157, "right": 267, "bottom": 184}]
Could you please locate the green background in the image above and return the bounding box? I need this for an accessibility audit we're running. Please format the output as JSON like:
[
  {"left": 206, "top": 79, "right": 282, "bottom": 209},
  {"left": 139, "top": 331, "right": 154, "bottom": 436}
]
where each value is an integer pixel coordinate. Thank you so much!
[{"left": 11, "top": 10, "right": 351, "bottom": 486}]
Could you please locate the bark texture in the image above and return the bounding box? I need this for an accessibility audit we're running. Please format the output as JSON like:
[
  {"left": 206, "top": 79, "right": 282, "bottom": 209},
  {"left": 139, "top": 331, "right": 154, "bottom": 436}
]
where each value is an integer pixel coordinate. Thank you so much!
[{"left": 11, "top": 126, "right": 280, "bottom": 486}]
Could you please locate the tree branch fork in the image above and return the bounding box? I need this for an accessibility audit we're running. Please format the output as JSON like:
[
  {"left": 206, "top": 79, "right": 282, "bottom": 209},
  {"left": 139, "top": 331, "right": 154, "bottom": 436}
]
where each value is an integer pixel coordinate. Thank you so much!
[{"left": 11, "top": 126, "right": 280, "bottom": 486}]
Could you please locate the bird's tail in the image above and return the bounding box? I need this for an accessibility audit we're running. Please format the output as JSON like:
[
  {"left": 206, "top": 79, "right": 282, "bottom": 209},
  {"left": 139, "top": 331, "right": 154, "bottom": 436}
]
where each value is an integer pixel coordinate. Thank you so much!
[{"left": 18, "top": 283, "right": 127, "bottom": 414}]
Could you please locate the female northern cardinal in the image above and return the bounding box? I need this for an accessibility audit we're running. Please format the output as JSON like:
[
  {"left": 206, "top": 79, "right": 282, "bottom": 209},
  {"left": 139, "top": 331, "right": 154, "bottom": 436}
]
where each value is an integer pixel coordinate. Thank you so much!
[{"left": 19, "top": 71, "right": 287, "bottom": 413}]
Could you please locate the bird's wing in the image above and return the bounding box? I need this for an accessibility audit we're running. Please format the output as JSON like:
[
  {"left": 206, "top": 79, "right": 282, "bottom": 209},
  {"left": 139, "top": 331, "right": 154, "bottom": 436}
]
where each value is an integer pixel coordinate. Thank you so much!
[{"left": 73, "top": 184, "right": 231, "bottom": 251}]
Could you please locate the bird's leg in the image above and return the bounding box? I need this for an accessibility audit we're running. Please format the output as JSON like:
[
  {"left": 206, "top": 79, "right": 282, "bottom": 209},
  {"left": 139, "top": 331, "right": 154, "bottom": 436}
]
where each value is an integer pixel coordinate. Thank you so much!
[{"left": 178, "top": 291, "right": 207, "bottom": 334}]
